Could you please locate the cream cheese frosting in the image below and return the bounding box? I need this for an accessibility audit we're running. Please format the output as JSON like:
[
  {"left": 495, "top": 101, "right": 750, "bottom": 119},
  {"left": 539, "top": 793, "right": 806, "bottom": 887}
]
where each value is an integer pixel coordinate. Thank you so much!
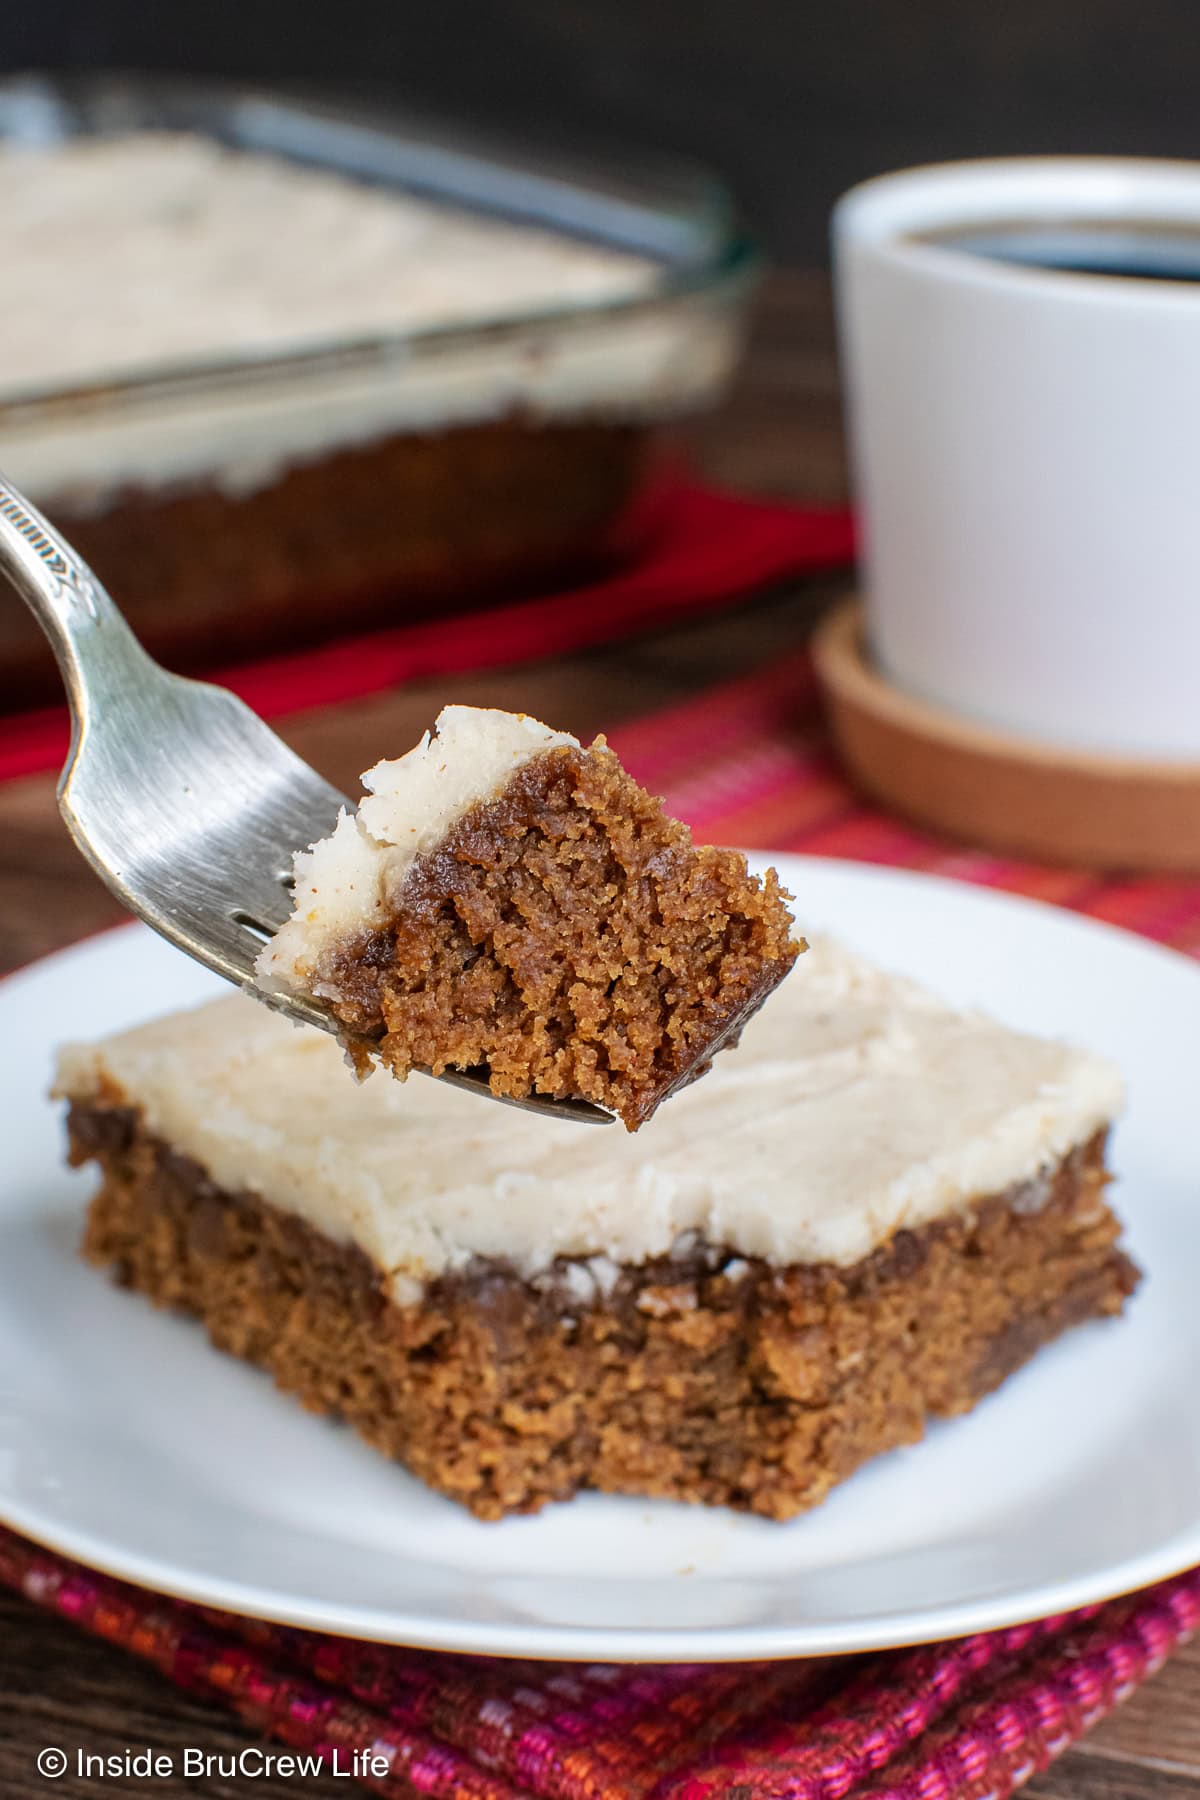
[
  {"left": 256, "top": 706, "right": 578, "bottom": 998},
  {"left": 57, "top": 937, "right": 1126, "bottom": 1303},
  {"left": 0, "top": 134, "right": 657, "bottom": 391},
  {"left": 0, "top": 134, "right": 740, "bottom": 504}
]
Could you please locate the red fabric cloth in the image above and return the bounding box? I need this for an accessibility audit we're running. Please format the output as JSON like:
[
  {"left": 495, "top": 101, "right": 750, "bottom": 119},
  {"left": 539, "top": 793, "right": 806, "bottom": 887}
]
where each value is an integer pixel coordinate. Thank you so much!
[
  {"left": 1, "top": 1528, "right": 1195, "bottom": 1799},
  {"left": 0, "top": 478, "right": 854, "bottom": 784}
]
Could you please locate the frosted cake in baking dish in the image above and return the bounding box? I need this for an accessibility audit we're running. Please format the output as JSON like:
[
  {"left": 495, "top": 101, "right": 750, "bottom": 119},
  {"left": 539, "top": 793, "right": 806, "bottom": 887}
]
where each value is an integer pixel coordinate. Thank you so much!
[{"left": 0, "top": 131, "right": 742, "bottom": 691}]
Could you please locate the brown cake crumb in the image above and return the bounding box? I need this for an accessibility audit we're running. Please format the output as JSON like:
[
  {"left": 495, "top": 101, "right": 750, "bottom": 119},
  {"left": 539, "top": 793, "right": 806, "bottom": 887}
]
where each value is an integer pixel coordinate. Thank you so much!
[
  {"left": 272, "top": 734, "right": 802, "bottom": 1130},
  {"left": 71, "top": 1106, "right": 1138, "bottom": 1522}
]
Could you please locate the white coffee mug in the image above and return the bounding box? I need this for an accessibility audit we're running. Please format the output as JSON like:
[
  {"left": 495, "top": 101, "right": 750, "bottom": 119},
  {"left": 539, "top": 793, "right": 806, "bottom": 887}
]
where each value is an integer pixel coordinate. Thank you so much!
[{"left": 834, "top": 158, "right": 1200, "bottom": 759}]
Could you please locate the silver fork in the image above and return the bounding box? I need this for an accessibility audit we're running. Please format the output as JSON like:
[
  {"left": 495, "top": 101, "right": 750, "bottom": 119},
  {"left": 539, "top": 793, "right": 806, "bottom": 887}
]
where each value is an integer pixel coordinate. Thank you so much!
[{"left": 0, "top": 471, "right": 610, "bottom": 1123}]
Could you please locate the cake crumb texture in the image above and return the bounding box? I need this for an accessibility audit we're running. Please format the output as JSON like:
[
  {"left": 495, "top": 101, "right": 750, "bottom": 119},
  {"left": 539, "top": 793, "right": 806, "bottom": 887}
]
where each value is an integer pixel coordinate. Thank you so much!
[
  {"left": 72, "top": 1110, "right": 1137, "bottom": 1521},
  {"left": 315, "top": 741, "right": 802, "bottom": 1129}
]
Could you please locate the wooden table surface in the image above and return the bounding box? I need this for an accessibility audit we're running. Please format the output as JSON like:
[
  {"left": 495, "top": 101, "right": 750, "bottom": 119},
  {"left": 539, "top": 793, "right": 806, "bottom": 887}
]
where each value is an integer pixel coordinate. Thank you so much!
[{"left": 0, "top": 274, "right": 1195, "bottom": 1798}]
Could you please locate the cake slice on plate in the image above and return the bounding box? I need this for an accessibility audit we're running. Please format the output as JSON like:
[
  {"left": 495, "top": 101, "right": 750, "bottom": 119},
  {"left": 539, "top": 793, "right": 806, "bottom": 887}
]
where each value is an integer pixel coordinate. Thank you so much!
[
  {"left": 255, "top": 705, "right": 802, "bottom": 1130},
  {"left": 58, "top": 939, "right": 1138, "bottom": 1522}
]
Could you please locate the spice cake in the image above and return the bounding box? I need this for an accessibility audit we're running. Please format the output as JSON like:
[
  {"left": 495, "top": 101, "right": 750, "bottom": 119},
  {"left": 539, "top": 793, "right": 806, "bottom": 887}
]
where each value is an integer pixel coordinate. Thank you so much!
[
  {"left": 256, "top": 706, "right": 802, "bottom": 1130},
  {"left": 0, "top": 131, "right": 741, "bottom": 696},
  {"left": 58, "top": 939, "right": 1138, "bottom": 1522}
]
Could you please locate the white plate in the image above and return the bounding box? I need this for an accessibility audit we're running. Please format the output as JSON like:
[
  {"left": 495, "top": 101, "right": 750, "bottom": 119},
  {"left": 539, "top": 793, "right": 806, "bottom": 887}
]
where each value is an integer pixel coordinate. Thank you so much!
[{"left": 2, "top": 855, "right": 1197, "bottom": 1662}]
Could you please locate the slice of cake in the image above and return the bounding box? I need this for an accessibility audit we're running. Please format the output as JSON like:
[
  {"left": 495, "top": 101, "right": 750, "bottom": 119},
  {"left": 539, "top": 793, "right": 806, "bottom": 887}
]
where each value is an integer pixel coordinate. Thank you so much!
[
  {"left": 58, "top": 939, "right": 1138, "bottom": 1522},
  {"left": 255, "top": 706, "right": 802, "bottom": 1130}
]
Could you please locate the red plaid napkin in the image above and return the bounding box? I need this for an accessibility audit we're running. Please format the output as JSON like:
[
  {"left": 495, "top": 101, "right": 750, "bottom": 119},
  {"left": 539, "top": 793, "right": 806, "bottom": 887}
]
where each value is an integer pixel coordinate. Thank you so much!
[{"left": 4, "top": 641, "right": 1199, "bottom": 1795}]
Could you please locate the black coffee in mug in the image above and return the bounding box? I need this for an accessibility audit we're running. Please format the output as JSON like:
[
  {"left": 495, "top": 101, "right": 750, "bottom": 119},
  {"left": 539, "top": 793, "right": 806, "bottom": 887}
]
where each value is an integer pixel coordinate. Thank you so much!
[{"left": 915, "top": 219, "right": 1200, "bottom": 282}]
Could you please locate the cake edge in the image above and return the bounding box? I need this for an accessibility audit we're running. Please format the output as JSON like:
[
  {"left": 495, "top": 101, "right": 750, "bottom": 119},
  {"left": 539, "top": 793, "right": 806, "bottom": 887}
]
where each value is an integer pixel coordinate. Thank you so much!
[{"left": 68, "top": 1100, "right": 1139, "bottom": 1521}]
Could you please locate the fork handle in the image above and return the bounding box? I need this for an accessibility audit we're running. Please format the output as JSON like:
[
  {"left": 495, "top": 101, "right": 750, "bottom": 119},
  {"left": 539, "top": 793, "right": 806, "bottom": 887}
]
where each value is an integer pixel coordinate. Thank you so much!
[{"left": 0, "top": 471, "right": 149, "bottom": 705}]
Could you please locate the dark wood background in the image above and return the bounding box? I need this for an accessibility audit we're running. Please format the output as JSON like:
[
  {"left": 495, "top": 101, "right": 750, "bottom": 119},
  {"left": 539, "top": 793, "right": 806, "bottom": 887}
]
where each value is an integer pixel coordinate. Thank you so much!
[{"left": 5, "top": 0, "right": 1200, "bottom": 259}]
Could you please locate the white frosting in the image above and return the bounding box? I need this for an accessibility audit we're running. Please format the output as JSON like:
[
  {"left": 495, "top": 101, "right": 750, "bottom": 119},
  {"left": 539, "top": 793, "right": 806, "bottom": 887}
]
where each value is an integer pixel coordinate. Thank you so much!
[
  {"left": 57, "top": 937, "right": 1126, "bottom": 1304},
  {"left": 0, "top": 134, "right": 657, "bottom": 387},
  {"left": 0, "top": 134, "right": 740, "bottom": 503},
  {"left": 256, "top": 705, "right": 578, "bottom": 996}
]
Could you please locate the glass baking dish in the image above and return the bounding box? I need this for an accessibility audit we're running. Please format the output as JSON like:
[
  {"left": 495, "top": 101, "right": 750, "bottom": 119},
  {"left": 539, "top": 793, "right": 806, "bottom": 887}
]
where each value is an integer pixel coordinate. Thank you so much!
[{"left": 0, "top": 73, "right": 759, "bottom": 701}]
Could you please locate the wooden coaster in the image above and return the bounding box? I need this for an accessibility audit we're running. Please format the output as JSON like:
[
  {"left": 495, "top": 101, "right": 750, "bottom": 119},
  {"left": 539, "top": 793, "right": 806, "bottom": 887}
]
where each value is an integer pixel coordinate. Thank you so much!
[{"left": 813, "top": 597, "right": 1200, "bottom": 870}]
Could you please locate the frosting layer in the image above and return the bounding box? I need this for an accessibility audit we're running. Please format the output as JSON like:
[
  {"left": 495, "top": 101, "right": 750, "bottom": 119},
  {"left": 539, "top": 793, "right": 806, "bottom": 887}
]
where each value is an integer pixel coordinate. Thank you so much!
[
  {"left": 256, "top": 706, "right": 579, "bottom": 995},
  {"left": 57, "top": 938, "right": 1126, "bottom": 1301},
  {"left": 0, "top": 135, "right": 740, "bottom": 502},
  {"left": 0, "top": 134, "right": 656, "bottom": 391}
]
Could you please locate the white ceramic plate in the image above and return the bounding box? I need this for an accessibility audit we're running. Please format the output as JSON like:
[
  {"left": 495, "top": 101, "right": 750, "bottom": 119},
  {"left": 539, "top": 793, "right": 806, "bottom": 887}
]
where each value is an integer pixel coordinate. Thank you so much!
[{"left": 2, "top": 855, "right": 1197, "bottom": 1662}]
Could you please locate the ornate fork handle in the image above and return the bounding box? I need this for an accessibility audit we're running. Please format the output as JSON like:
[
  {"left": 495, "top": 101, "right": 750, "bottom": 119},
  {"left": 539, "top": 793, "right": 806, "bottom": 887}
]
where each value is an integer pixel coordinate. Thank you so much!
[{"left": 0, "top": 473, "right": 151, "bottom": 731}]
